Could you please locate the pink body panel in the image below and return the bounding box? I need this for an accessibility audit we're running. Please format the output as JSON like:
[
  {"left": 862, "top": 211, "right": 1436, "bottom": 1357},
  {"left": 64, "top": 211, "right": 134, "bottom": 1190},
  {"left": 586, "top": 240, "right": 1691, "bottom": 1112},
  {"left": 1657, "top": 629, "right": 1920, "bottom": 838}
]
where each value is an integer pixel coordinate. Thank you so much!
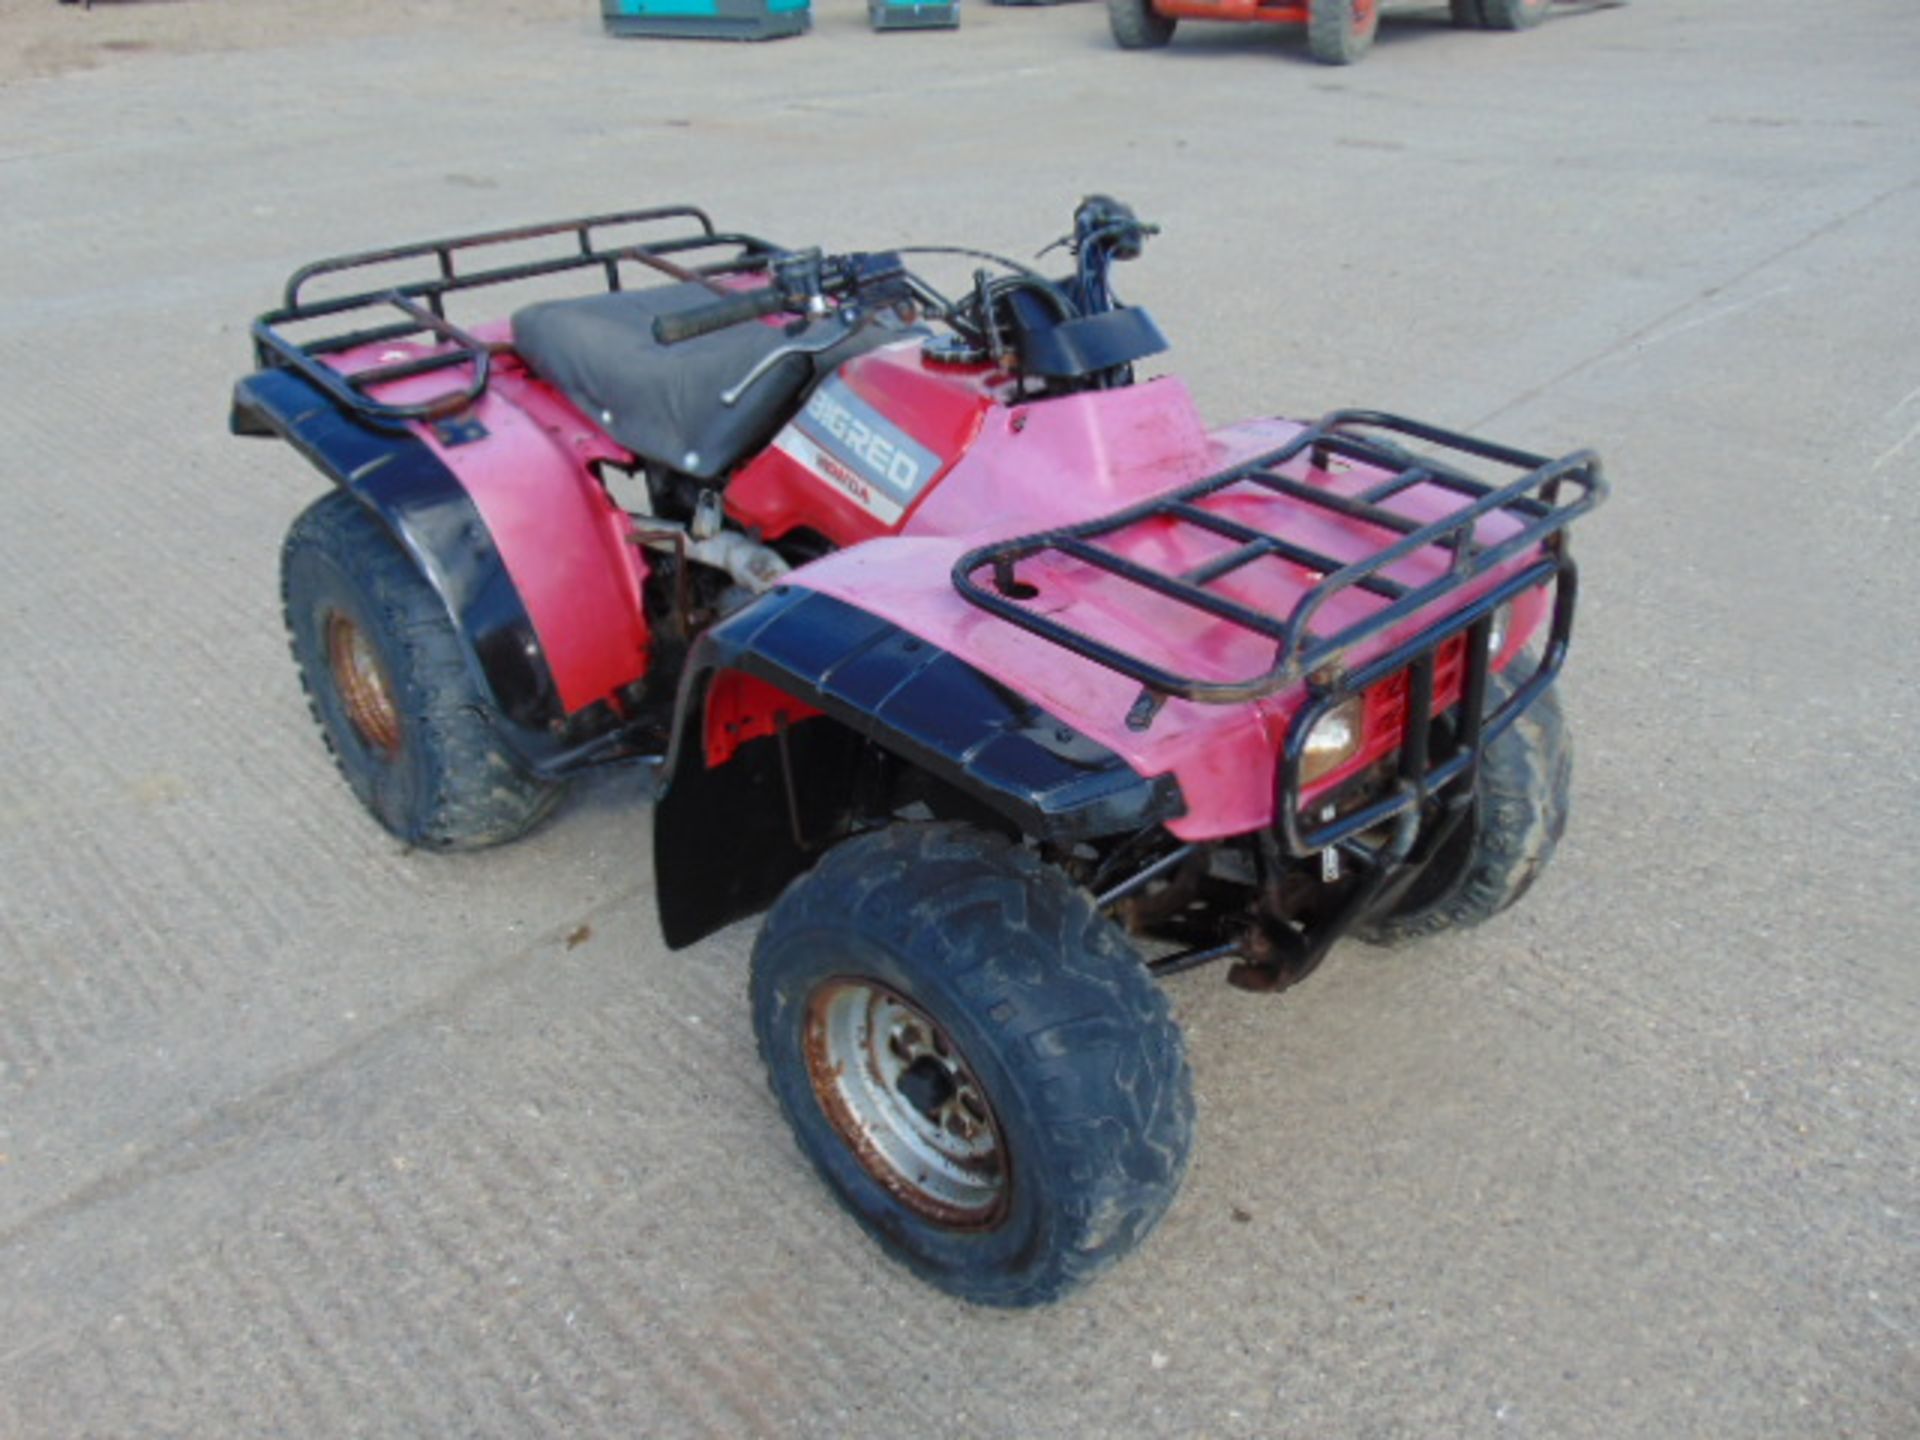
[
  {"left": 329, "top": 329, "right": 651, "bottom": 717},
  {"left": 780, "top": 370, "right": 1543, "bottom": 841}
]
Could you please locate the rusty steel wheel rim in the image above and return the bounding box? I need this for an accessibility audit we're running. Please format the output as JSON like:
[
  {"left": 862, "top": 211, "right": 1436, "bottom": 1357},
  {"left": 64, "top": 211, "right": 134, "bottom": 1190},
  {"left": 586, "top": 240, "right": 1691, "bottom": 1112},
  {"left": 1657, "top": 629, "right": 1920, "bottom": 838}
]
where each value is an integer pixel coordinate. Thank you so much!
[
  {"left": 803, "top": 979, "right": 1009, "bottom": 1229},
  {"left": 325, "top": 611, "right": 402, "bottom": 756}
]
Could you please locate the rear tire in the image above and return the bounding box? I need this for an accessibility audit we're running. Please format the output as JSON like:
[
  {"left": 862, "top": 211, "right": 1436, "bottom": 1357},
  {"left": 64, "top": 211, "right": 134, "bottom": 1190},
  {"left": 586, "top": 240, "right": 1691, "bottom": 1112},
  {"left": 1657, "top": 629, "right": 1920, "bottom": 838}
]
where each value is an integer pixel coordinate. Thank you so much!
[
  {"left": 1109, "top": 0, "right": 1176, "bottom": 49},
  {"left": 1478, "top": 0, "right": 1549, "bottom": 28},
  {"left": 1449, "top": 0, "right": 1483, "bottom": 27},
  {"left": 281, "top": 490, "right": 561, "bottom": 851},
  {"left": 1358, "top": 673, "right": 1570, "bottom": 945},
  {"left": 1307, "top": 0, "right": 1379, "bottom": 63},
  {"left": 751, "top": 823, "right": 1194, "bottom": 1307}
]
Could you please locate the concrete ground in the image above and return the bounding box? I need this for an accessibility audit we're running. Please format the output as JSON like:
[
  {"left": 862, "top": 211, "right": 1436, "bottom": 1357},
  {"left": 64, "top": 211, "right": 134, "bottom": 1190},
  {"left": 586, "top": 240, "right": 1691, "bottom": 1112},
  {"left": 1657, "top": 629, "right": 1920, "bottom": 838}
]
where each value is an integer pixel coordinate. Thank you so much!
[{"left": 2, "top": 0, "right": 1916, "bottom": 1434}]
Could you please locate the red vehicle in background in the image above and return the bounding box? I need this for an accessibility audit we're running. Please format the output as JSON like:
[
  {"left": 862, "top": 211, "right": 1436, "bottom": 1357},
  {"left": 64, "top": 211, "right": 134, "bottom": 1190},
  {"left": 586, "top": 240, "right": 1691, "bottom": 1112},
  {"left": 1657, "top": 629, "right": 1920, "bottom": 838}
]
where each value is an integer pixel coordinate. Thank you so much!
[
  {"left": 1109, "top": 0, "right": 1554, "bottom": 65},
  {"left": 234, "top": 197, "right": 1604, "bottom": 1305}
]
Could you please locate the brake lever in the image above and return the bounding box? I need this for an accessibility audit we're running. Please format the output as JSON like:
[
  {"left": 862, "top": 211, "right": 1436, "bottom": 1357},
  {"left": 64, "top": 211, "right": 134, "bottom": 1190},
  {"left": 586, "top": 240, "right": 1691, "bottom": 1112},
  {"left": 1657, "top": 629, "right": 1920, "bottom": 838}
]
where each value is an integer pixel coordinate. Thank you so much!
[
  {"left": 718, "top": 250, "right": 911, "bottom": 406},
  {"left": 720, "top": 307, "right": 874, "bottom": 408}
]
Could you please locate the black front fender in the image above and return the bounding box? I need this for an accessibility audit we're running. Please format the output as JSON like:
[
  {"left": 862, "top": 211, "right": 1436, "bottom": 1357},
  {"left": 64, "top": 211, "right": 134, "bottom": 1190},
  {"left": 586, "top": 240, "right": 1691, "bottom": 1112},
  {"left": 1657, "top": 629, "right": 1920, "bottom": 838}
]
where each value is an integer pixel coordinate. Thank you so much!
[{"left": 653, "top": 587, "right": 1185, "bottom": 949}]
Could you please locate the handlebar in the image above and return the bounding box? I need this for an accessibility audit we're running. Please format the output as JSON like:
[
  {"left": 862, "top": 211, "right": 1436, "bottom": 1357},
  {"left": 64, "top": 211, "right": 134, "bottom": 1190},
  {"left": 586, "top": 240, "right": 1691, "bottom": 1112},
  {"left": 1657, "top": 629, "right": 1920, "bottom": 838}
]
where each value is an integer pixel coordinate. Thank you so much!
[
  {"left": 652, "top": 285, "right": 791, "bottom": 345},
  {"left": 651, "top": 249, "right": 914, "bottom": 346}
]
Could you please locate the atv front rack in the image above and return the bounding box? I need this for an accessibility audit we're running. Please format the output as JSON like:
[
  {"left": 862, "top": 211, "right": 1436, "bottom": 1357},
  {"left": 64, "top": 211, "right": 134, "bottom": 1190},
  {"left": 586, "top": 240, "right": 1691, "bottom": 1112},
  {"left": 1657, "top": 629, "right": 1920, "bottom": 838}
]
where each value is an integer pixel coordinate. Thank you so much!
[
  {"left": 951, "top": 410, "right": 1605, "bottom": 719},
  {"left": 249, "top": 206, "right": 784, "bottom": 430}
]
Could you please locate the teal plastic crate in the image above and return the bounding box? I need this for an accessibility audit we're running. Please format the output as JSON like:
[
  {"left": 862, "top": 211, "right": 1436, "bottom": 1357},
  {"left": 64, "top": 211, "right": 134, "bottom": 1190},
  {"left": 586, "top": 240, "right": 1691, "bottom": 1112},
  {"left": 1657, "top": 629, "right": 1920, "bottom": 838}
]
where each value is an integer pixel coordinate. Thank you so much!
[
  {"left": 603, "top": 0, "right": 809, "bottom": 41},
  {"left": 869, "top": 0, "right": 960, "bottom": 26}
]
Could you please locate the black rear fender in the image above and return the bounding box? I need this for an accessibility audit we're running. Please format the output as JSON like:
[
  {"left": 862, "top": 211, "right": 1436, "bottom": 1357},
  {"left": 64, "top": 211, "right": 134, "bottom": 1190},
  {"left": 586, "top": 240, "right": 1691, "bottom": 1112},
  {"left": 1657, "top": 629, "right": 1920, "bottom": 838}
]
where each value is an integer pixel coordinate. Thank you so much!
[{"left": 235, "top": 368, "right": 578, "bottom": 772}]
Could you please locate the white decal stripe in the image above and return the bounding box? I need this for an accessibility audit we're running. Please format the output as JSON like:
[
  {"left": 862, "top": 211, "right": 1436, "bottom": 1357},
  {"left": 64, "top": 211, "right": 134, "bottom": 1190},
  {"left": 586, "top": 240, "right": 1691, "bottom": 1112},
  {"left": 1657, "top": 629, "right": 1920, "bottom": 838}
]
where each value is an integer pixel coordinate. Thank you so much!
[{"left": 772, "top": 428, "right": 906, "bottom": 525}]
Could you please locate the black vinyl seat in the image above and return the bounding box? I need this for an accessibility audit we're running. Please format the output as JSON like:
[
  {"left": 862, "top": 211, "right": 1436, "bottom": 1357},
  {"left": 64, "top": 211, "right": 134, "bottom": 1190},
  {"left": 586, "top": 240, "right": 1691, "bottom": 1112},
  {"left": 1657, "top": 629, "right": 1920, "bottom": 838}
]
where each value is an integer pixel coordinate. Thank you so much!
[{"left": 513, "top": 282, "right": 903, "bottom": 482}]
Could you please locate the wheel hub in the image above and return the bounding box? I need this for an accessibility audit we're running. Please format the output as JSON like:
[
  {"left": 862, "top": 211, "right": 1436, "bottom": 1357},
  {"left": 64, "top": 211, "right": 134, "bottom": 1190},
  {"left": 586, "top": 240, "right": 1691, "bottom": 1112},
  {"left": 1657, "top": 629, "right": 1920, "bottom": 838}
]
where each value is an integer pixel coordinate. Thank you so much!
[
  {"left": 803, "top": 980, "right": 1007, "bottom": 1228},
  {"left": 325, "top": 611, "right": 401, "bottom": 756}
]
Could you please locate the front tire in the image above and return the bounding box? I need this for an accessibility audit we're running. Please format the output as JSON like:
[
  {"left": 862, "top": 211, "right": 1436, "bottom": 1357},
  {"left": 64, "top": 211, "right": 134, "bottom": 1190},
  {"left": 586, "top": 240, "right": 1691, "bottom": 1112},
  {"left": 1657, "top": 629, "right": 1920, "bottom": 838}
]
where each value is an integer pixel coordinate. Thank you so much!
[
  {"left": 281, "top": 491, "right": 561, "bottom": 851},
  {"left": 1307, "top": 0, "right": 1379, "bottom": 64},
  {"left": 1109, "top": 0, "right": 1176, "bottom": 49},
  {"left": 752, "top": 823, "right": 1194, "bottom": 1307},
  {"left": 1359, "top": 672, "right": 1571, "bottom": 945}
]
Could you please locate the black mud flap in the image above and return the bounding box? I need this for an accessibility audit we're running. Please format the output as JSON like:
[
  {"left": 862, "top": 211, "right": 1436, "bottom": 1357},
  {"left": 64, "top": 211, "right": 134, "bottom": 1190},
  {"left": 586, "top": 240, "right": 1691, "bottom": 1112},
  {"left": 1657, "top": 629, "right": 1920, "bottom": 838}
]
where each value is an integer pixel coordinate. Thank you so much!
[
  {"left": 654, "top": 714, "right": 865, "bottom": 949},
  {"left": 652, "top": 588, "right": 1186, "bottom": 949}
]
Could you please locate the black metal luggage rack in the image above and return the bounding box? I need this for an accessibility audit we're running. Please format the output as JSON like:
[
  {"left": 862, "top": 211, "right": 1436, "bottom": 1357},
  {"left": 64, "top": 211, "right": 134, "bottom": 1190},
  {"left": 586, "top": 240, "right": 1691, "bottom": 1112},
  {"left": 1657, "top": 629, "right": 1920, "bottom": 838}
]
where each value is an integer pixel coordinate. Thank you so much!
[
  {"left": 249, "top": 205, "right": 786, "bottom": 431},
  {"left": 951, "top": 410, "right": 1607, "bottom": 732}
]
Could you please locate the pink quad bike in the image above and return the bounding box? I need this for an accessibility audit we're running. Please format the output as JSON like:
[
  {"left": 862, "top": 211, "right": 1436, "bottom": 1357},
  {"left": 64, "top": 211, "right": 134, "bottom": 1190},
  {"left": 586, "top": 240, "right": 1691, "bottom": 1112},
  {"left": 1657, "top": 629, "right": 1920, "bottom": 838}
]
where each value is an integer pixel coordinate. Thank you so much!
[{"left": 234, "top": 197, "right": 1605, "bottom": 1306}]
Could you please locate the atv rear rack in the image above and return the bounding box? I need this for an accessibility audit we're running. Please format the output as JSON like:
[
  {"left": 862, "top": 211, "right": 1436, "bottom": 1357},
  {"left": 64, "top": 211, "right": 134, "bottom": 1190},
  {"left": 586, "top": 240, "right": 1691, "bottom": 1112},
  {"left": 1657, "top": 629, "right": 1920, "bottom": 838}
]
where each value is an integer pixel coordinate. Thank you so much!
[
  {"left": 248, "top": 206, "right": 784, "bottom": 430},
  {"left": 951, "top": 410, "right": 1605, "bottom": 720}
]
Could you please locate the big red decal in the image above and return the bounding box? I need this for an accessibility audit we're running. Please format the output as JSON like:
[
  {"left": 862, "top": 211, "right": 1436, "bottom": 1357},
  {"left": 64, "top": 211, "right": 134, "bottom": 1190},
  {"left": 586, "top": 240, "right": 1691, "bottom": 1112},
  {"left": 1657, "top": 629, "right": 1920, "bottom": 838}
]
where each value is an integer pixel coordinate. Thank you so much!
[{"left": 773, "top": 376, "right": 941, "bottom": 526}]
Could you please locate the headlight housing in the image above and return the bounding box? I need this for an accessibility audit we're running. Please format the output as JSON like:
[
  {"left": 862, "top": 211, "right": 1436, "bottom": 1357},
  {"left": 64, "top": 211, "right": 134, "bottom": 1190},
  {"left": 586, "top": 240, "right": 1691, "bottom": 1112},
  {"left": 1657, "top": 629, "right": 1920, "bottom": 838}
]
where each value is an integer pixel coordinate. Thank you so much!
[{"left": 1300, "top": 695, "right": 1365, "bottom": 784}]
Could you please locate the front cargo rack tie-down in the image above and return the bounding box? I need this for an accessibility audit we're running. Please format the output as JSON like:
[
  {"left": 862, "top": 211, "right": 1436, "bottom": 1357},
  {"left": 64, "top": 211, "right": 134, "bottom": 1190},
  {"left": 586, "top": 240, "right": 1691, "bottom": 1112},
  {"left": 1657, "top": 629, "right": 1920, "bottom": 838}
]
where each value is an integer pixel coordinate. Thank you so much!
[{"left": 951, "top": 410, "right": 1606, "bottom": 727}]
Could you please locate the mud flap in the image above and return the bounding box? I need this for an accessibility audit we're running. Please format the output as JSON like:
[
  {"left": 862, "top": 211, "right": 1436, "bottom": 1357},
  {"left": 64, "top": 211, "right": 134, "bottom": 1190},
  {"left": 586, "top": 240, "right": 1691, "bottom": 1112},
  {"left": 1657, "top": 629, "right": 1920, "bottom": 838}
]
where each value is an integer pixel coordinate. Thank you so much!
[
  {"left": 652, "top": 587, "right": 1186, "bottom": 949},
  {"left": 654, "top": 706, "right": 865, "bottom": 949}
]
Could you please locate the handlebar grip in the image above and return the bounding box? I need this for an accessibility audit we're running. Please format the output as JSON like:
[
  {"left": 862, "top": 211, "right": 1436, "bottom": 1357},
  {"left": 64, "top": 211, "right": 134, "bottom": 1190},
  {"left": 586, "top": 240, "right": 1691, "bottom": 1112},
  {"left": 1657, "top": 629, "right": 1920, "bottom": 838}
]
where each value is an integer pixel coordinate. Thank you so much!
[{"left": 652, "top": 286, "right": 788, "bottom": 345}]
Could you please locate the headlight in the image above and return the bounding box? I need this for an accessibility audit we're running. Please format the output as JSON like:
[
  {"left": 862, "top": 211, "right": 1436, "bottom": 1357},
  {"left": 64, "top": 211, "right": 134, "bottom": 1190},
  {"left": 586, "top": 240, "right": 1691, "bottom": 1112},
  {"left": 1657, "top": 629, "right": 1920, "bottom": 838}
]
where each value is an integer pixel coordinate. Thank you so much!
[
  {"left": 1300, "top": 695, "right": 1365, "bottom": 783},
  {"left": 1485, "top": 600, "right": 1513, "bottom": 660}
]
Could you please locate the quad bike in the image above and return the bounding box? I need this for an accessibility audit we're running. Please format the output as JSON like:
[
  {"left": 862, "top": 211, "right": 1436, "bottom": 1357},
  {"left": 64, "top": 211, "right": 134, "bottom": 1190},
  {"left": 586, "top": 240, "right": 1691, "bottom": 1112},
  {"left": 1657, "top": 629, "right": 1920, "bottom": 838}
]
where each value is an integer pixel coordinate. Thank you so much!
[
  {"left": 1109, "top": 0, "right": 1553, "bottom": 65},
  {"left": 233, "top": 198, "right": 1605, "bottom": 1306}
]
